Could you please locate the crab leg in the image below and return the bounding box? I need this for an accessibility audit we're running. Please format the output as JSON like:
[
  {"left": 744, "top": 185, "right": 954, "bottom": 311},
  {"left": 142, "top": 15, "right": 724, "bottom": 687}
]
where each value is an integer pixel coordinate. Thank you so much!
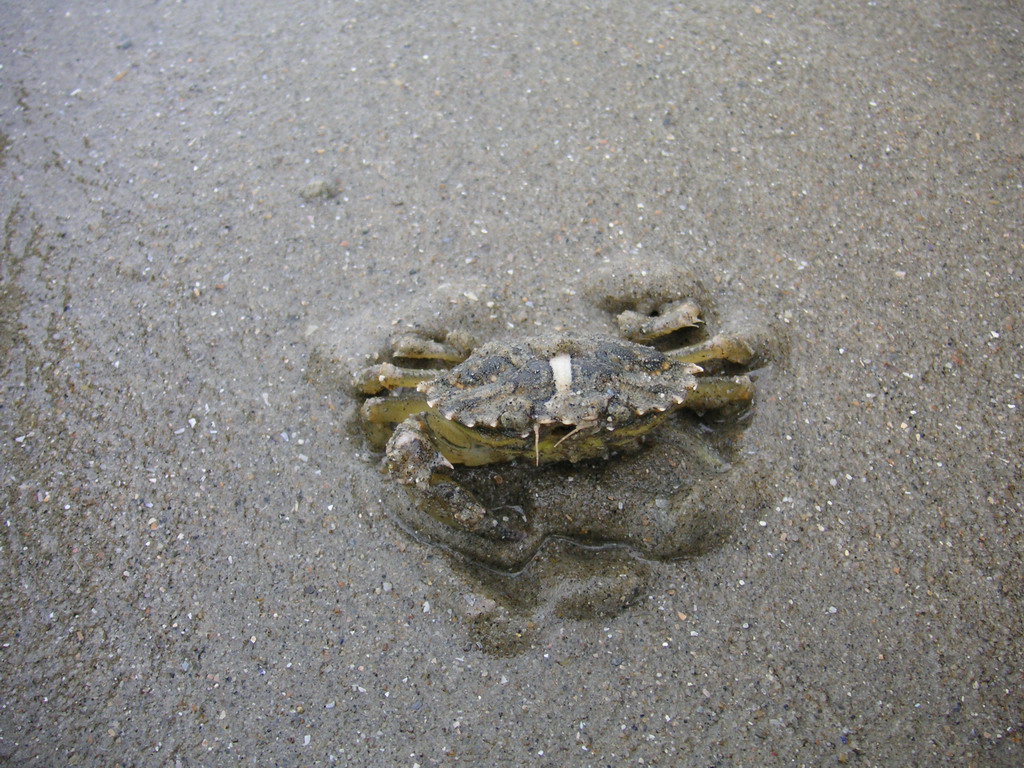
[
  {"left": 686, "top": 375, "right": 754, "bottom": 410},
  {"left": 352, "top": 362, "right": 439, "bottom": 395},
  {"left": 360, "top": 393, "right": 429, "bottom": 424},
  {"left": 616, "top": 299, "right": 702, "bottom": 342},
  {"left": 668, "top": 333, "right": 755, "bottom": 366},
  {"left": 390, "top": 331, "right": 473, "bottom": 363},
  {"left": 358, "top": 393, "right": 431, "bottom": 450}
]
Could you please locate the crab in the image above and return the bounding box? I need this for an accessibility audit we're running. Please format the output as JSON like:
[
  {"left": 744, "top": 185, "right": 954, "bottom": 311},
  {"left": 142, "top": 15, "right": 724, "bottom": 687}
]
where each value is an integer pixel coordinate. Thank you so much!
[{"left": 353, "top": 295, "right": 760, "bottom": 558}]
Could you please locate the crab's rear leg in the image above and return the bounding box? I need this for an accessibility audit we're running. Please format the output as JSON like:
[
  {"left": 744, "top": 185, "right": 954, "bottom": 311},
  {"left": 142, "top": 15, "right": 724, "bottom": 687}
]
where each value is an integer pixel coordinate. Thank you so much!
[
  {"left": 386, "top": 415, "right": 526, "bottom": 542},
  {"left": 686, "top": 374, "right": 755, "bottom": 410},
  {"left": 353, "top": 329, "right": 474, "bottom": 394},
  {"left": 389, "top": 330, "right": 474, "bottom": 363},
  {"left": 352, "top": 363, "right": 437, "bottom": 395},
  {"left": 615, "top": 297, "right": 761, "bottom": 367},
  {"left": 668, "top": 333, "right": 756, "bottom": 366},
  {"left": 616, "top": 298, "right": 703, "bottom": 342},
  {"left": 668, "top": 332, "right": 756, "bottom": 410}
]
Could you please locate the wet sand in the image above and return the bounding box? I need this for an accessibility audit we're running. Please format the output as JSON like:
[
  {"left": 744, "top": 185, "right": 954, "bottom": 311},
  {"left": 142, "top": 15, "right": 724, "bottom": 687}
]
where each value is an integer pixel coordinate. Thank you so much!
[{"left": 1, "top": 1, "right": 1021, "bottom": 765}]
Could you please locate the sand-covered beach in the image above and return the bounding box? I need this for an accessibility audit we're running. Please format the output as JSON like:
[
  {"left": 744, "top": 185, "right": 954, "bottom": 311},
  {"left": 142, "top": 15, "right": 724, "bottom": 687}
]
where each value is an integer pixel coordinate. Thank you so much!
[{"left": 2, "top": 1, "right": 1021, "bottom": 764}]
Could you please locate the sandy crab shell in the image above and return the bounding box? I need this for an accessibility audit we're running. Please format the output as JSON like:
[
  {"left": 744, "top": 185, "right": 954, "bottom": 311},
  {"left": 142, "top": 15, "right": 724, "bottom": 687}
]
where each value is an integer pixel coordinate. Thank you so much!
[{"left": 419, "top": 333, "right": 701, "bottom": 435}]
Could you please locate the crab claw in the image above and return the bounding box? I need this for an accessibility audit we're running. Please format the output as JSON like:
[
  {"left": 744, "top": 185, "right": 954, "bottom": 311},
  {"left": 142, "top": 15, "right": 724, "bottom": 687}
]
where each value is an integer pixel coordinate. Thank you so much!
[
  {"left": 385, "top": 415, "right": 526, "bottom": 542},
  {"left": 386, "top": 416, "right": 455, "bottom": 488}
]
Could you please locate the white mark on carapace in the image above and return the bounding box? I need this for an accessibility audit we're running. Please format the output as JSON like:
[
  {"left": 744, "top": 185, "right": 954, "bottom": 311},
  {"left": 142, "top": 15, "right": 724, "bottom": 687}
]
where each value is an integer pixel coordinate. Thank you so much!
[{"left": 549, "top": 353, "right": 572, "bottom": 394}]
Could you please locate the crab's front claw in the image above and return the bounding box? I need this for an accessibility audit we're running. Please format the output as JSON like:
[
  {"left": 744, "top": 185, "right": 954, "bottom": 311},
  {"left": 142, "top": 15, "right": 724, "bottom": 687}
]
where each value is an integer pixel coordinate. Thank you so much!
[
  {"left": 386, "top": 415, "right": 454, "bottom": 485},
  {"left": 386, "top": 415, "right": 527, "bottom": 542}
]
